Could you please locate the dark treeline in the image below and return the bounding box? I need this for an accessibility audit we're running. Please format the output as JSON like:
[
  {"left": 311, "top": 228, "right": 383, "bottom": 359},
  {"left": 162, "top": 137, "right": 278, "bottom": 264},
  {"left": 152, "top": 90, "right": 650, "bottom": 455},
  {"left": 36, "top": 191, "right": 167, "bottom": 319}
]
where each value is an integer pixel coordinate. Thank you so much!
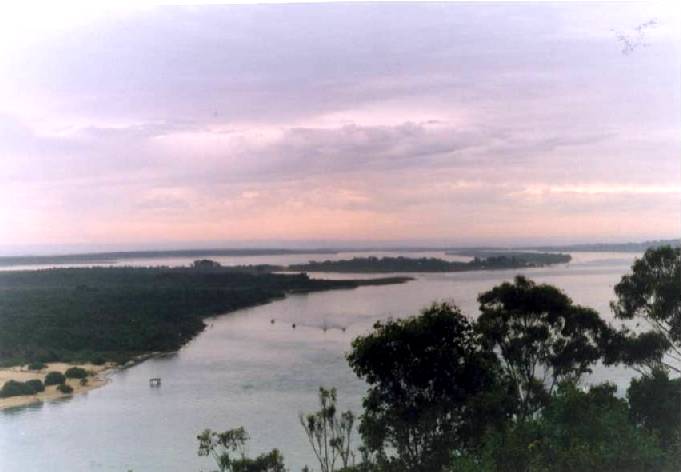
[
  {"left": 0, "top": 266, "right": 410, "bottom": 367},
  {"left": 286, "top": 253, "right": 571, "bottom": 273},
  {"left": 199, "top": 246, "right": 681, "bottom": 472}
]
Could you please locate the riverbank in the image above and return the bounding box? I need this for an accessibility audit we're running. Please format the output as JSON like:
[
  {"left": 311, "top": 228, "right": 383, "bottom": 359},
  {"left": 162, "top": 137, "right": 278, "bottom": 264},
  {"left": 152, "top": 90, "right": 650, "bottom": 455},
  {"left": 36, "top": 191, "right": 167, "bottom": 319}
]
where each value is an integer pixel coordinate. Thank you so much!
[
  {"left": 0, "top": 362, "right": 114, "bottom": 411},
  {"left": 0, "top": 266, "right": 412, "bottom": 368}
]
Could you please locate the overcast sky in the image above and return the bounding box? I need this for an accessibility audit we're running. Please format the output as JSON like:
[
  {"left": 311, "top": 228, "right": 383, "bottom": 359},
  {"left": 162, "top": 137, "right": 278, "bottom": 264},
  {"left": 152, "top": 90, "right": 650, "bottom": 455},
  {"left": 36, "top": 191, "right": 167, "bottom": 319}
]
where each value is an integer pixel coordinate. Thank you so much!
[{"left": 0, "top": 2, "right": 679, "bottom": 251}]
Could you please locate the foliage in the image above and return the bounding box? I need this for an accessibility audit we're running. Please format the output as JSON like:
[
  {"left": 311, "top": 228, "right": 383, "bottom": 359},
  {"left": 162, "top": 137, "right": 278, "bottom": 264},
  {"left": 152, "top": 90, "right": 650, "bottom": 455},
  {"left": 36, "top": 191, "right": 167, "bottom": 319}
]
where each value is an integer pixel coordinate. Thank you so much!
[
  {"left": 192, "top": 259, "right": 223, "bottom": 270},
  {"left": 25, "top": 379, "right": 45, "bottom": 393},
  {"left": 300, "top": 387, "right": 356, "bottom": 472},
  {"left": 454, "top": 383, "right": 669, "bottom": 472},
  {"left": 348, "top": 302, "right": 512, "bottom": 471},
  {"left": 44, "top": 371, "right": 66, "bottom": 386},
  {"left": 197, "top": 427, "right": 287, "bottom": 472},
  {"left": 477, "top": 275, "right": 611, "bottom": 418},
  {"left": 288, "top": 253, "right": 570, "bottom": 273},
  {"left": 57, "top": 383, "right": 74, "bottom": 394},
  {"left": 628, "top": 368, "right": 681, "bottom": 452},
  {"left": 528, "top": 383, "right": 667, "bottom": 471},
  {"left": 28, "top": 361, "right": 46, "bottom": 370},
  {"left": 64, "top": 367, "right": 88, "bottom": 379},
  {"left": 611, "top": 246, "right": 681, "bottom": 372},
  {"left": 0, "top": 380, "right": 35, "bottom": 397},
  {"left": 0, "top": 267, "right": 407, "bottom": 366}
]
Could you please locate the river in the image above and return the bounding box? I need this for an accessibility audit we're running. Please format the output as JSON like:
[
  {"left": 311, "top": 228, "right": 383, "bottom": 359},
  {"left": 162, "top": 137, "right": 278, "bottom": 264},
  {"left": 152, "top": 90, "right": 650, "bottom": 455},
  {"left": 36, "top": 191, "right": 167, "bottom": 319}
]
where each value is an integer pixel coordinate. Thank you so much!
[{"left": 0, "top": 251, "right": 642, "bottom": 471}]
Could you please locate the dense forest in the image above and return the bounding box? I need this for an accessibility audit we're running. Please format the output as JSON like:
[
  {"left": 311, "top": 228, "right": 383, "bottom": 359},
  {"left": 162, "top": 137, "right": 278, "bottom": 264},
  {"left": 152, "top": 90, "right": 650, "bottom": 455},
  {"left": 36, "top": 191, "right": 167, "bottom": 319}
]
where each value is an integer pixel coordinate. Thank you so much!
[
  {"left": 0, "top": 266, "right": 409, "bottom": 367},
  {"left": 286, "top": 253, "right": 571, "bottom": 273}
]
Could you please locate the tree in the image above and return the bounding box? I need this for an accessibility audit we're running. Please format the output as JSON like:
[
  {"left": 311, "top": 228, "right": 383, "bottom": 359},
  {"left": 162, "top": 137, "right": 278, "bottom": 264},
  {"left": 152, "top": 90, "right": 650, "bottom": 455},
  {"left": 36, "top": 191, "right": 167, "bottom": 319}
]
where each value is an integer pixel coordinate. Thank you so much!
[
  {"left": 477, "top": 276, "right": 611, "bottom": 418},
  {"left": 347, "top": 302, "right": 511, "bottom": 472},
  {"left": 530, "top": 383, "right": 667, "bottom": 471},
  {"left": 628, "top": 368, "right": 681, "bottom": 452},
  {"left": 0, "top": 380, "right": 34, "bottom": 398},
  {"left": 453, "top": 383, "right": 669, "bottom": 472},
  {"left": 611, "top": 246, "right": 681, "bottom": 373},
  {"left": 300, "top": 387, "right": 356, "bottom": 472},
  {"left": 44, "top": 371, "right": 66, "bottom": 386},
  {"left": 65, "top": 367, "right": 88, "bottom": 379},
  {"left": 197, "top": 427, "right": 287, "bottom": 472}
]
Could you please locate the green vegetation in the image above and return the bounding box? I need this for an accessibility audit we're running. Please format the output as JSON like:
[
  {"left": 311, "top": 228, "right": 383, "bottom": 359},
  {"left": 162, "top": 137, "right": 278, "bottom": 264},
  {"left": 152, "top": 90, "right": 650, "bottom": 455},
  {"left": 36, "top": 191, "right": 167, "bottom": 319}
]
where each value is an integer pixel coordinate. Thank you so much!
[
  {"left": 0, "top": 265, "right": 410, "bottom": 367},
  {"left": 57, "top": 383, "right": 73, "bottom": 394},
  {"left": 200, "top": 246, "right": 679, "bottom": 472},
  {"left": 611, "top": 246, "right": 681, "bottom": 373},
  {"left": 347, "top": 302, "right": 511, "bottom": 470},
  {"left": 300, "top": 388, "right": 356, "bottom": 472},
  {"left": 286, "top": 253, "right": 570, "bottom": 273},
  {"left": 0, "top": 378, "right": 45, "bottom": 397},
  {"left": 25, "top": 379, "right": 45, "bottom": 393},
  {"left": 477, "top": 276, "right": 611, "bottom": 418},
  {"left": 457, "top": 383, "right": 669, "bottom": 472},
  {"left": 64, "top": 367, "right": 88, "bottom": 379},
  {"left": 43, "top": 371, "right": 66, "bottom": 386},
  {"left": 197, "top": 427, "right": 286, "bottom": 472},
  {"left": 1, "top": 380, "right": 35, "bottom": 398}
]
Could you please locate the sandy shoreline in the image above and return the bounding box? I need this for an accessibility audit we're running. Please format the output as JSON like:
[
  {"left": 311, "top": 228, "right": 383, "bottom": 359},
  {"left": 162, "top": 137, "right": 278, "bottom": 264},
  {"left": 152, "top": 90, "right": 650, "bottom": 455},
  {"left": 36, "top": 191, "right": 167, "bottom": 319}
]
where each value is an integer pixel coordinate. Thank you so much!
[{"left": 0, "top": 362, "right": 115, "bottom": 411}]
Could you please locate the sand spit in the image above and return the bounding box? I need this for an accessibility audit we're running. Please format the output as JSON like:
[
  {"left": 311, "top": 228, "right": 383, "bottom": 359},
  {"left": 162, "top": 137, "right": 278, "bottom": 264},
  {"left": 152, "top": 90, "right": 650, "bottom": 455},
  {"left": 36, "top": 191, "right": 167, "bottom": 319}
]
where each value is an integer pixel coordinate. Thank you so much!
[{"left": 0, "top": 362, "right": 114, "bottom": 411}]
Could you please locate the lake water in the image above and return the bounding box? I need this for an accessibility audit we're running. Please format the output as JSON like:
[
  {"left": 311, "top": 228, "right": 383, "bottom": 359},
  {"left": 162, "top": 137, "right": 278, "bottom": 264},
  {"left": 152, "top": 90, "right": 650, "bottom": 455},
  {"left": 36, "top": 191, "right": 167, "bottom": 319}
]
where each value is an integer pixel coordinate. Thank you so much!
[{"left": 0, "top": 251, "right": 643, "bottom": 472}]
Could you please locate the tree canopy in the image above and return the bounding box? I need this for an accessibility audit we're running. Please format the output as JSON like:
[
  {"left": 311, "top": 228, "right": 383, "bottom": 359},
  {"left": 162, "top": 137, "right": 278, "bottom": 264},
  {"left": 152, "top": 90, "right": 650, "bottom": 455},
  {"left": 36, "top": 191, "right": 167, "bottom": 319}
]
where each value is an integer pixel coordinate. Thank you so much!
[
  {"left": 347, "top": 302, "right": 512, "bottom": 471},
  {"left": 611, "top": 246, "right": 681, "bottom": 372},
  {"left": 477, "top": 275, "right": 611, "bottom": 417}
]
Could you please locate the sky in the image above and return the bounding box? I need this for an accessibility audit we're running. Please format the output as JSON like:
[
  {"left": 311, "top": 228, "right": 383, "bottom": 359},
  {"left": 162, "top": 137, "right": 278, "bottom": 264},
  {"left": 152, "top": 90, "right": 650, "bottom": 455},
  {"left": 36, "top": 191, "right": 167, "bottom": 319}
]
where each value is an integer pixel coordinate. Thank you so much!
[{"left": 0, "top": 1, "right": 680, "bottom": 252}]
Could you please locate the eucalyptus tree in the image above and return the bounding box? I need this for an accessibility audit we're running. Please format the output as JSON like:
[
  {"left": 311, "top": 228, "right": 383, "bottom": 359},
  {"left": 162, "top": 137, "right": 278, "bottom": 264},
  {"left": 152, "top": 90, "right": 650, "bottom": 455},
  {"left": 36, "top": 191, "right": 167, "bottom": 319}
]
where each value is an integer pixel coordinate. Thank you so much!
[
  {"left": 347, "top": 302, "right": 513, "bottom": 472},
  {"left": 611, "top": 246, "right": 681, "bottom": 373},
  {"left": 477, "top": 275, "right": 612, "bottom": 418}
]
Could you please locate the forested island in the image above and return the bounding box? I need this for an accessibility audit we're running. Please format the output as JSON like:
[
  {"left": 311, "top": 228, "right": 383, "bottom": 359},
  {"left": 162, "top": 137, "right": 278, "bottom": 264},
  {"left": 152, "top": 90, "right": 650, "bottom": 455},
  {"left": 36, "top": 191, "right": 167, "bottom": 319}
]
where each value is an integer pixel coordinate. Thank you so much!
[
  {"left": 0, "top": 266, "right": 409, "bottom": 367},
  {"left": 284, "top": 252, "right": 570, "bottom": 273}
]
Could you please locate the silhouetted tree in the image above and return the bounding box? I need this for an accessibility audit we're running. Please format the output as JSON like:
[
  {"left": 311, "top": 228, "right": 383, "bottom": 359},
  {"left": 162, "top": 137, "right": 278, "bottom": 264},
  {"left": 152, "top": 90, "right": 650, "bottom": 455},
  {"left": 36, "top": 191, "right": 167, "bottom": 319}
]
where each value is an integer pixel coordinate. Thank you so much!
[
  {"left": 452, "top": 382, "right": 668, "bottom": 472},
  {"left": 197, "top": 427, "right": 286, "bottom": 472},
  {"left": 628, "top": 368, "right": 681, "bottom": 453},
  {"left": 300, "top": 387, "right": 356, "bottom": 472},
  {"left": 348, "top": 302, "right": 512, "bottom": 472},
  {"left": 611, "top": 246, "right": 681, "bottom": 373},
  {"left": 477, "top": 276, "right": 611, "bottom": 418}
]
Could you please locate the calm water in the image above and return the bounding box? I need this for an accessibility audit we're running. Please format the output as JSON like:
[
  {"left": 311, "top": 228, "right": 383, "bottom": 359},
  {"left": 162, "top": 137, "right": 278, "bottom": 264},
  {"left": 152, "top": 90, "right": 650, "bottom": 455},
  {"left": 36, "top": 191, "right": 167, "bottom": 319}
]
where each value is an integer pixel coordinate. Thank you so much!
[{"left": 0, "top": 251, "right": 642, "bottom": 472}]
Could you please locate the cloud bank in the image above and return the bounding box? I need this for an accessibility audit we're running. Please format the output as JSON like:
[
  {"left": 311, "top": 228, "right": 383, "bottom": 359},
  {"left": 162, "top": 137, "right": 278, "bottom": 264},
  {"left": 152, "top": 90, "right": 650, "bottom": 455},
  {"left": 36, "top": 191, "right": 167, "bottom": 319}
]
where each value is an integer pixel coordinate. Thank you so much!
[{"left": 0, "top": 3, "right": 679, "bottom": 249}]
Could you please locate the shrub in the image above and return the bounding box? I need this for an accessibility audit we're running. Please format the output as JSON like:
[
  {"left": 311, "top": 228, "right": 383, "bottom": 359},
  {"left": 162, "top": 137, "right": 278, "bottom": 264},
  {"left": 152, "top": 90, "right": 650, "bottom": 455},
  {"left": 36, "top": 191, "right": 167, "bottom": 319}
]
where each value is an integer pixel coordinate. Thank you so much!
[
  {"left": 25, "top": 379, "right": 45, "bottom": 393},
  {"left": 0, "top": 380, "right": 34, "bottom": 398},
  {"left": 44, "top": 371, "right": 66, "bottom": 386},
  {"left": 28, "top": 361, "right": 46, "bottom": 371},
  {"left": 57, "top": 383, "right": 73, "bottom": 394},
  {"left": 64, "top": 367, "right": 88, "bottom": 379},
  {"left": 80, "top": 378, "right": 88, "bottom": 386}
]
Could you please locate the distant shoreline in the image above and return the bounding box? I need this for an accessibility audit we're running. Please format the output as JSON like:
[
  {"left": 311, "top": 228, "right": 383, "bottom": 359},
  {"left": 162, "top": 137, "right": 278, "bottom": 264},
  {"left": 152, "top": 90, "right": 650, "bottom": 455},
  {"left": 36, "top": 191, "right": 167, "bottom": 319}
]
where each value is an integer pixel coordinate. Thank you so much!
[{"left": 0, "top": 238, "right": 676, "bottom": 268}]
